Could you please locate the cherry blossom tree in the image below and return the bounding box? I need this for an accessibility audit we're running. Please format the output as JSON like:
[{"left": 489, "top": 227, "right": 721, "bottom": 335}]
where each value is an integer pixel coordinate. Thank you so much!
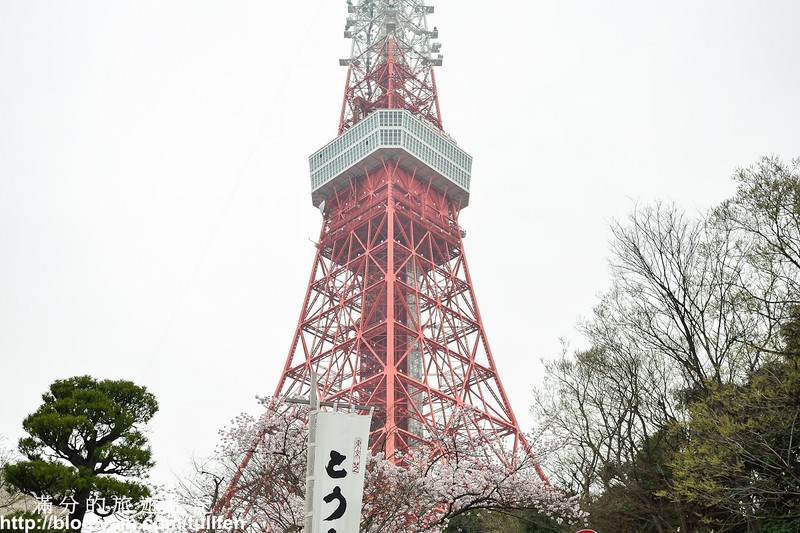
[{"left": 177, "top": 397, "right": 583, "bottom": 532}]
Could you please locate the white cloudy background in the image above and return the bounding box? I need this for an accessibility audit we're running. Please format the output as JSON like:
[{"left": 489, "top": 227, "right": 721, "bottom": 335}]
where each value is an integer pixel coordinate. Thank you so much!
[{"left": 2, "top": 0, "right": 799, "bottom": 486}]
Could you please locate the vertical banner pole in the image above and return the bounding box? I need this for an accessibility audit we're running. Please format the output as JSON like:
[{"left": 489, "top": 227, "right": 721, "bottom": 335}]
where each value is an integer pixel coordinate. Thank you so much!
[{"left": 304, "top": 372, "right": 319, "bottom": 532}]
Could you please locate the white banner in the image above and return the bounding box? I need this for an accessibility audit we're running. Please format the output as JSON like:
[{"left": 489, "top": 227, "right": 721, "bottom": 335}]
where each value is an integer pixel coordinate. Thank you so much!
[{"left": 312, "top": 410, "right": 372, "bottom": 533}]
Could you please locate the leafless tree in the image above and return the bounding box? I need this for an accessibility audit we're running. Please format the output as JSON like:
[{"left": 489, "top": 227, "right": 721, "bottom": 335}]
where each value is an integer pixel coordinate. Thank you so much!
[
  {"left": 533, "top": 201, "right": 773, "bottom": 531},
  {"left": 713, "top": 155, "right": 800, "bottom": 336}
]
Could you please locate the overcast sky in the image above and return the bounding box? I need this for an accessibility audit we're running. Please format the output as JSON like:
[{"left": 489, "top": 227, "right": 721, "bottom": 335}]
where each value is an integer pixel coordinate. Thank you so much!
[{"left": 2, "top": 0, "right": 799, "bottom": 487}]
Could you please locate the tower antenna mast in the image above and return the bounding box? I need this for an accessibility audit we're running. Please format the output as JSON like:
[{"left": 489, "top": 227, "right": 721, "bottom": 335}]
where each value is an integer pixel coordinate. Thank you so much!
[{"left": 339, "top": 0, "right": 443, "bottom": 133}]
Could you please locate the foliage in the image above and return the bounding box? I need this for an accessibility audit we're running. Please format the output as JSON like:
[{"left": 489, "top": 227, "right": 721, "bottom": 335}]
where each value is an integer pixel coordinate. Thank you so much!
[
  {"left": 532, "top": 156, "right": 800, "bottom": 532},
  {"left": 667, "top": 311, "right": 800, "bottom": 528},
  {"left": 533, "top": 200, "right": 750, "bottom": 531},
  {"left": 2, "top": 376, "right": 158, "bottom": 531},
  {"left": 444, "top": 509, "right": 528, "bottom": 533},
  {"left": 443, "top": 507, "right": 571, "bottom": 532}
]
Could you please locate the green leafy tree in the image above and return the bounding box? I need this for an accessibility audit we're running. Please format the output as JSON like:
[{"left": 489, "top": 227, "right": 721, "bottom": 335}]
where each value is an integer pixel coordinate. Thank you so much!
[
  {"left": 2, "top": 376, "right": 158, "bottom": 532},
  {"left": 667, "top": 310, "right": 800, "bottom": 531}
]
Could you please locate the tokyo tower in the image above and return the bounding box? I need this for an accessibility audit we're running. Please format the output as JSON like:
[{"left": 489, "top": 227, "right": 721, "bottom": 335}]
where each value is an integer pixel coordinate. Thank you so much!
[
  {"left": 274, "top": 0, "right": 532, "bottom": 462},
  {"left": 212, "top": 0, "right": 542, "bottom": 522}
]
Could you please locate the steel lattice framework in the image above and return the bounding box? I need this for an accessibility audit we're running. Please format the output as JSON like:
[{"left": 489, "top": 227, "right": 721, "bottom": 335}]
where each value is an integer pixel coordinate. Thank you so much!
[
  {"left": 278, "top": 161, "right": 525, "bottom": 460},
  {"left": 208, "top": 1, "right": 544, "bottom": 527},
  {"left": 339, "top": 0, "right": 442, "bottom": 133}
]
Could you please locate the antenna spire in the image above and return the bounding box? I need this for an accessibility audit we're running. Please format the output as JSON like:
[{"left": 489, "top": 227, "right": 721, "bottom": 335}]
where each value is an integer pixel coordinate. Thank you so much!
[{"left": 339, "top": 0, "right": 443, "bottom": 133}]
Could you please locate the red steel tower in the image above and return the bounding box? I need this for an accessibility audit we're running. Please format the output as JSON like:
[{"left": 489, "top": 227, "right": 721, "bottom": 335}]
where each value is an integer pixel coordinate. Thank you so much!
[
  {"left": 272, "top": 0, "right": 532, "bottom": 464},
  {"left": 212, "top": 5, "right": 542, "bottom": 520}
]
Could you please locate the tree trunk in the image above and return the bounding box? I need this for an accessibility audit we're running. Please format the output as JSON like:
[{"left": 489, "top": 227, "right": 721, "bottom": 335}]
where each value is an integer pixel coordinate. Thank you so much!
[
  {"left": 675, "top": 501, "right": 692, "bottom": 533},
  {"left": 650, "top": 514, "right": 666, "bottom": 533},
  {"left": 747, "top": 515, "right": 761, "bottom": 533},
  {"left": 69, "top": 489, "right": 90, "bottom": 532}
]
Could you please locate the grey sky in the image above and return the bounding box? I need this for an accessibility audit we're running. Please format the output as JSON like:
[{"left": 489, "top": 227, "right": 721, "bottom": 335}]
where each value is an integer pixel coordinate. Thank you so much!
[{"left": 2, "top": 0, "right": 799, "bottom": 486}]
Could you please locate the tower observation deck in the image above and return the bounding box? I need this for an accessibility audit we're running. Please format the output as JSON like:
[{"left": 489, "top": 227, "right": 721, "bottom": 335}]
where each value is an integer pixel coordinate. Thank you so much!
[{"left": 310, "top": 108, "right": 471, "bottom": 208}]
